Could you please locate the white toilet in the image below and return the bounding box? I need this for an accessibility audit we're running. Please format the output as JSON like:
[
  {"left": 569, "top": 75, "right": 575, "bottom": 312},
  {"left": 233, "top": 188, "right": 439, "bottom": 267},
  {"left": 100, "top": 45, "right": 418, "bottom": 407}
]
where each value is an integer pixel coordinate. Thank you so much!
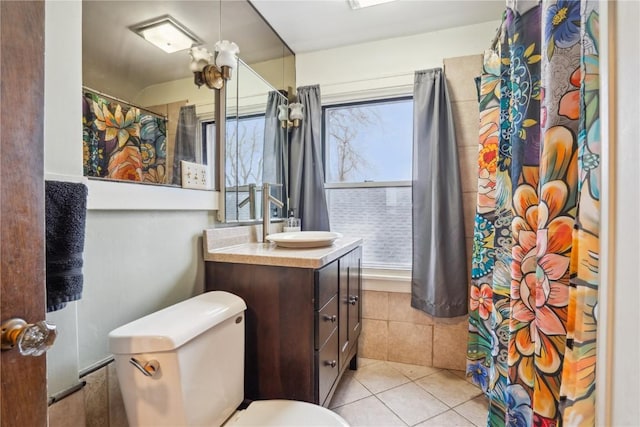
[{"left": 108, "top": 291, "right": 349, "bottom": 427}]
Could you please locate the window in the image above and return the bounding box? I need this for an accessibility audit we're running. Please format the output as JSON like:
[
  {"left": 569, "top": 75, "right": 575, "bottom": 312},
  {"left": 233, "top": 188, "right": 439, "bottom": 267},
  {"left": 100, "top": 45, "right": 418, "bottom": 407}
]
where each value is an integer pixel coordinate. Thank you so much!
[{"left": 323, "top": 98, "right": 413, "bottom": 269}]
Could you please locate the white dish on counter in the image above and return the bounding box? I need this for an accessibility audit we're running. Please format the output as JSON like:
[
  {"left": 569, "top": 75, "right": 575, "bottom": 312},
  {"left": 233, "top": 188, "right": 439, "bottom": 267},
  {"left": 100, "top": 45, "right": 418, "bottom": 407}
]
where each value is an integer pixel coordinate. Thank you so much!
[{"left": 266, "top": 231, "right": 343, "bottom": 248}]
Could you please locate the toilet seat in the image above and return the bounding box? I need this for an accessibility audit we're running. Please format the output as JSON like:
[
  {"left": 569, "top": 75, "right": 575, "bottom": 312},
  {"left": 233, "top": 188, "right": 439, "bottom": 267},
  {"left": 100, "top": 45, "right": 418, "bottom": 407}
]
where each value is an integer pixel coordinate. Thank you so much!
[{"left": 224, "top": 400, "right": 349, "bottom": 426}]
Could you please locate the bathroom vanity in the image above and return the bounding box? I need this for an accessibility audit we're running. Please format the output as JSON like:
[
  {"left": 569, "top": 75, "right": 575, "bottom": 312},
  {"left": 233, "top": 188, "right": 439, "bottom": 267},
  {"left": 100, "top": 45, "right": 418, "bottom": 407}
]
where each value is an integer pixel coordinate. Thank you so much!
[{"left": 203, "top": 233, "right": 363, "bottom": 407}]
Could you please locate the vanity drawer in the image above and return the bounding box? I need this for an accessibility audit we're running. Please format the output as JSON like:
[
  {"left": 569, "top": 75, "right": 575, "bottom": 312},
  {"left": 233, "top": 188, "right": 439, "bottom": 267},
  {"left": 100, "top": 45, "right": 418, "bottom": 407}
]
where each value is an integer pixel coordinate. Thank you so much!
[
  {"left": 315, "top": 260, "right": 338, "bottom": 309},
  {"left": 316, "top": 329, "right": 339, "bottom": 406},
  {"left": 316, "top": 295, "right": 338, "bottom": 350}
]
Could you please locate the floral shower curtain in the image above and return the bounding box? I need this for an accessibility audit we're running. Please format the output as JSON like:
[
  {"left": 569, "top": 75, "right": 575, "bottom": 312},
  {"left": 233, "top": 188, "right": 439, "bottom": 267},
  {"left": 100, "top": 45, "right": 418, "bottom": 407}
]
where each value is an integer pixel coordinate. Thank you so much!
[{"left": 466, "top": 1, "right": 601, "bottom": 426}]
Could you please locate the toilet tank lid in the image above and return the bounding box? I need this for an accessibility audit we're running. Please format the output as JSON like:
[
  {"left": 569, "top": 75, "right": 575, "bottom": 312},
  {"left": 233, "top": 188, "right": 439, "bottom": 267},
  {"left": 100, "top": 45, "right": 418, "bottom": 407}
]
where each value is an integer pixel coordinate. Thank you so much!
[{"left": 108, "top": 291, "right": 246, "bottom": 354}]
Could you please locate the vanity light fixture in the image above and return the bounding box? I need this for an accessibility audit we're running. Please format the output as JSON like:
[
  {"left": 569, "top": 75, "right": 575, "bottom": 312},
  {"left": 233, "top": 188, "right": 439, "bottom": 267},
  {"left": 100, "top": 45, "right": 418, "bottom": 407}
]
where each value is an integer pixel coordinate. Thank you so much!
[
  {"left": 289, "top": 103, "right": 304, "bottom": 128},
  {"left": 347, "top": 0, "right": 397, "bottom": 9},
  {"left": 189, "top": 41, "right": 239, "bottom": 90},
  {"left": 130, "top": 15, "right": 203, "bottom": 54},
  {"left": 278, "top": 103, "right": 304, "bottom": 129}
]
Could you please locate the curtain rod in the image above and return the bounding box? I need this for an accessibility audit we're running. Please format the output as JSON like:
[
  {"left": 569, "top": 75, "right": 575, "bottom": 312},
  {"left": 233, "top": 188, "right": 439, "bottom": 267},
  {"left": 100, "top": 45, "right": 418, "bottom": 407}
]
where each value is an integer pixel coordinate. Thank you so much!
[{"left": 82, "top": 86, "right": 168, "bottom": 120}]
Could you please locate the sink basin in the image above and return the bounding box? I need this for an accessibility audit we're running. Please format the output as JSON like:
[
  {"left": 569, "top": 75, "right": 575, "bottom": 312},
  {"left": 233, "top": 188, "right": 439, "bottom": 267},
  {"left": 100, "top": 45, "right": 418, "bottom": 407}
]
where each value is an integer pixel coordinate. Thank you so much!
[{"left": 266, "top": 231, "right": 343, "bottom": 248}]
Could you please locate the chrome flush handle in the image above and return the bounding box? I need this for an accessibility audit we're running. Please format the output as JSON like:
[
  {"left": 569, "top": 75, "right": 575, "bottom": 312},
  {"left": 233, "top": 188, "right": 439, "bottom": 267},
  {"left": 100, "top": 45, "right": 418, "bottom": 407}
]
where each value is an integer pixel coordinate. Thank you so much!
[{"left": 130, "top": 357, "right": 160, "bottom": 377}]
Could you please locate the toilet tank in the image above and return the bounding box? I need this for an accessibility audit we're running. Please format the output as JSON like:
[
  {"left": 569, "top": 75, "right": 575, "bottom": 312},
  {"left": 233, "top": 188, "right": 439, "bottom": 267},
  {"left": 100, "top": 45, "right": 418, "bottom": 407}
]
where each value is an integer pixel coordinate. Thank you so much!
[{"left": 108, "top": 291, "right": 247, "bottom": 427}]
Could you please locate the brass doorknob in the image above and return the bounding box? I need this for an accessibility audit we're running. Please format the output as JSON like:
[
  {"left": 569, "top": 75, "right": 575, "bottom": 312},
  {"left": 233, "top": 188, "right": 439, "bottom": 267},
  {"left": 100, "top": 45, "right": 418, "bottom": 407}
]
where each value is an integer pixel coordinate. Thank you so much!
[{"left": 1, "top": 318, "right": 57, "bottom": 356}]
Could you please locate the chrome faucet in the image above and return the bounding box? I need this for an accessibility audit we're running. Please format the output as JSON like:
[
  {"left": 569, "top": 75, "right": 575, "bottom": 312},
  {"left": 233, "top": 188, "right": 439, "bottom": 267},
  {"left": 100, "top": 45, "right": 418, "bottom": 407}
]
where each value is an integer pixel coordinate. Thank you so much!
[
  {"left": 238, "top": 183, "right": 256, "bottom": 220},
  {"left": 262, "top": 182, "right": 284, "bottom": 243}
]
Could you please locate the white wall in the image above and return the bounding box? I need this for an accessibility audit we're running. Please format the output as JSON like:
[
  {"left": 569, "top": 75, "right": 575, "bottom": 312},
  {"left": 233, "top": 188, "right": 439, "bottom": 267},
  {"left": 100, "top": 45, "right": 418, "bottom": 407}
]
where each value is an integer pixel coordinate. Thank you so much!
[
  {"left": 44, "top": 1, "right": 215, "bottom": 395},
  {"left": 608, "top": 1, "right": 640, "bottom": 424},
  {"left": 296, "top": 20, "right": 499, "bottom": 103}
]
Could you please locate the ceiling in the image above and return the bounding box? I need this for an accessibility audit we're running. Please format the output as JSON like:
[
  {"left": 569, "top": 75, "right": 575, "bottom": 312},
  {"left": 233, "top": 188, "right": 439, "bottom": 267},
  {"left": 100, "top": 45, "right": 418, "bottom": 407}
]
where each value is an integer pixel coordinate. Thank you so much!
[
  {"left": 82, "top": 0, "right": 505, "bottom": 101},
  {"left": 250, "top": 0, "right": 505, "bottom": 53},
  {"left": 83, "top": 1, "right": 292, "bottom": 100}
]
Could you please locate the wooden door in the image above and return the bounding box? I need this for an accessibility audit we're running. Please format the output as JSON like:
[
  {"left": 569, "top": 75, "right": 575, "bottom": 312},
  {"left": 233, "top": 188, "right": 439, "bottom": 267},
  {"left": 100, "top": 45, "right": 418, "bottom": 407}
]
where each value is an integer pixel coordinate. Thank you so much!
[{"left": 0, "top": 2, "right": 47, "bottom": 426}]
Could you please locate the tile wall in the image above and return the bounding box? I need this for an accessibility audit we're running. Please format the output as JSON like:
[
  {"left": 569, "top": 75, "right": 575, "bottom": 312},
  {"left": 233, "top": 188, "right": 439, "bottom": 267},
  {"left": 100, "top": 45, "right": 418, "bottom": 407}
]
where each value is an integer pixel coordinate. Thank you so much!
[
  {"left": 48, "top": 362, "right": 128, "bottom": 427},
  {"left": 358, "top": 54, "right": 482, "bottom": 371}
]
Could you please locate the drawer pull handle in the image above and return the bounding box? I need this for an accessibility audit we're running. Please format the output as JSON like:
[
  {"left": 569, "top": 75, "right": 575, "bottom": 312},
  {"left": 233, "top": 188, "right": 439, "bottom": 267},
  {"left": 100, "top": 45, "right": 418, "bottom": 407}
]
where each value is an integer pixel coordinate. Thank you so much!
[
  {"left": 323, "top": 314, "right": 337, "bottom": 323},
  {"left": 348, "top": 295, "right": 359, "bottom": 305},
  {"left": 325, "top": 360, "right": 337, "bottom": 368}
]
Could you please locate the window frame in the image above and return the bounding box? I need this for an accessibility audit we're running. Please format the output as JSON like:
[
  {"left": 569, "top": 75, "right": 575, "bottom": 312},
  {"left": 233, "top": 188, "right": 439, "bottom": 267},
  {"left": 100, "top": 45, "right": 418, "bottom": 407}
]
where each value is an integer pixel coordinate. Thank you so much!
[
  {"left": 321, "top": 95, "right": 413, "bottom": 187},
  {"left": 322, "top": 96, "right": 414, "bottom": 271}
]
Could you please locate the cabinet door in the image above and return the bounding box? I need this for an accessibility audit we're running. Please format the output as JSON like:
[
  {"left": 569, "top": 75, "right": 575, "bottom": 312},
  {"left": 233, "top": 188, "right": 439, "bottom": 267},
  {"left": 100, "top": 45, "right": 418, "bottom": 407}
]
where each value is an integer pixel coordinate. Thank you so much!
[
  {"left": 338, "top": 253, "right": 350, "bottom": 369},
  {"left": 347, "top": 247, "right": 362, "bottom": 352}
]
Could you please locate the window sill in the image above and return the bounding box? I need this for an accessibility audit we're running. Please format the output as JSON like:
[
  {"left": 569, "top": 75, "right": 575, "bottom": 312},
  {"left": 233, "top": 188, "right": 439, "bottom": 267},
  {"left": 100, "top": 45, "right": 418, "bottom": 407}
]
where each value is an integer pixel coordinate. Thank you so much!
[{"left": 362, "top": 267, "right": 411, "bottom": 293}]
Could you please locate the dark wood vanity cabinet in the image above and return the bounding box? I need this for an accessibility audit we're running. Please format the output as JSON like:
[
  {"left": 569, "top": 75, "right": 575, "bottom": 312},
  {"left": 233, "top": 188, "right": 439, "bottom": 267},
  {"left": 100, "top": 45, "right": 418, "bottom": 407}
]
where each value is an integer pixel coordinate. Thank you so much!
[{"left": 205, "top": 246, "right": 362, "bottom": 407}]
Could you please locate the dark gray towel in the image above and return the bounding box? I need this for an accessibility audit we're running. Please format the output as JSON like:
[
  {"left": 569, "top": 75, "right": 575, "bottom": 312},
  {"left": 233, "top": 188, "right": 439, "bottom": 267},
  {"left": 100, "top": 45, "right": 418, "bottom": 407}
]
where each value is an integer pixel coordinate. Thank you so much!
[{"left": 45, "top": 181, "right": 88, "bottom": 312}]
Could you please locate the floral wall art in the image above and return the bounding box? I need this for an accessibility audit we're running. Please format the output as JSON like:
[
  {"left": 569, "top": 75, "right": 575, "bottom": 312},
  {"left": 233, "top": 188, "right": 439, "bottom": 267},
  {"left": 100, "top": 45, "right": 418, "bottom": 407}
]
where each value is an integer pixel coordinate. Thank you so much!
[{"left": 82, "top": 91, "right": 168, "bottom": 184}]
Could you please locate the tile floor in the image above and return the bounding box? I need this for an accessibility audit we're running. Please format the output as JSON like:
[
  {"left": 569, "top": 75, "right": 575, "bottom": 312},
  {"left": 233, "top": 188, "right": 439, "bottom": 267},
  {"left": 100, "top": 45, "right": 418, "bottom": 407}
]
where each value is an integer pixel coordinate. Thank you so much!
[{"left": 329, "top": 358, "right": 488, "bottom": 427}]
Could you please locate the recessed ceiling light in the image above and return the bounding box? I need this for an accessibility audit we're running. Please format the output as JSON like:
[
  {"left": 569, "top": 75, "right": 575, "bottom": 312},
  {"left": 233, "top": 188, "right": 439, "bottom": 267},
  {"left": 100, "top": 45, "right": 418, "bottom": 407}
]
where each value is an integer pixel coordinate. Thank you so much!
[
  {"left": 348, "top": 0, "right": 398, "bottom": 10},
  {"left": 130, "top": 15, "right": 203, "bottom": 54}
]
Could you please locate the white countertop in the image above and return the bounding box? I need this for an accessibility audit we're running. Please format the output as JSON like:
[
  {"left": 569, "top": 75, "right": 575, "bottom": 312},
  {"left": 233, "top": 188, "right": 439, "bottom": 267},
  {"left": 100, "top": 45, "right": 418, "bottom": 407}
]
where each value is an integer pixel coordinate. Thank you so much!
[{"left": 203, "top": 237, "right": 363, "bottom": 269}]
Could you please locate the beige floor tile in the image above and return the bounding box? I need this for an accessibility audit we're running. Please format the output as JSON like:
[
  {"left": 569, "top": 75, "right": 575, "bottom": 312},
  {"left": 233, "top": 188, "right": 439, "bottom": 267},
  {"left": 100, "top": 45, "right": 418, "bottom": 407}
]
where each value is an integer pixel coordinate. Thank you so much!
[
  {"left": 454, "top": 395, "right": 489, "bottom": 427},
  {"left": 332, "top": 396, "right": 407, "bottom": 427},
  {"left": 415, "top": 409, "right": 476, "bottom": 427},
  {"left": 358, "top": 357, "right": 382, "bottom": 367},
  {"left": 353, "top": 362, "right": 410, "bottom": 394},
  {"left": 329, "top": 374, "right": 373, "bottom": 409},
  {"left": 377, "top": 382, "right": 449, "bottom": 426},
  {"left": 388, "top": 321, "right": 433, "bottom": 366},
  {"left": 362, "top": 291, "right": 389, "bottom": 320},
  {"left": 416, "top": 371, "right": 482, "bottom": 408},
  {"left": 449, "top": 369, "right": 477, "bottom": 386},
  {"left": 387, "top": 361, "right": 441, "bottom": 381}
]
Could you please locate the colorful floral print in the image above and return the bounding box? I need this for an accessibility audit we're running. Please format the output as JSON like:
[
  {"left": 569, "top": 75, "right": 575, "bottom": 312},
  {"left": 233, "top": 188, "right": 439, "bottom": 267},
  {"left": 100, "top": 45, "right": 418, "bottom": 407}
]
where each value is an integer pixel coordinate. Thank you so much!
[
  {"left": 545, "top": 0, "right": 582, "bottom": 58},
  {"left": 467, "top": 1, "right": 600, "bottom": 426},
  {"left": 107, "top": 146, "right": 143, "bottom": 181},
  {"left": 82, "top": 91, "right": 168, "bottom": 184}
]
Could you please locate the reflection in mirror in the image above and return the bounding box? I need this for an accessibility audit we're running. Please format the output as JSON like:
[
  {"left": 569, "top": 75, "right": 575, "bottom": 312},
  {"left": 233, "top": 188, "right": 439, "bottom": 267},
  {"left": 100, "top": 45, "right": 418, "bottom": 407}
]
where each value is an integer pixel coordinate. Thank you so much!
[
  {"left": 200, "top": 59, "right": 288, "bottom": 222},
  {"left": 82, "top": 0, "right": 295, "bottom": 208}
]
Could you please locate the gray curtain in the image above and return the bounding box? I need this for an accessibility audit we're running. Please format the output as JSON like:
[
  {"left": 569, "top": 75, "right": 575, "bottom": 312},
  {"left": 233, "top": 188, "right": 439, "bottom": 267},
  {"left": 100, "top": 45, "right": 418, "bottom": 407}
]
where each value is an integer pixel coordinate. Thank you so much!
[
  {"left": 290, "top": 85, "right": 330, "bottom": 231},
  {"left": 411, "top": 68, "right": 468, "bottom": 318},
  {"left": 172, "top": 104, "right": 197, "bottom": 185},
  {"left": 263, "top": 91, "right": 287, "bottom": 215}
]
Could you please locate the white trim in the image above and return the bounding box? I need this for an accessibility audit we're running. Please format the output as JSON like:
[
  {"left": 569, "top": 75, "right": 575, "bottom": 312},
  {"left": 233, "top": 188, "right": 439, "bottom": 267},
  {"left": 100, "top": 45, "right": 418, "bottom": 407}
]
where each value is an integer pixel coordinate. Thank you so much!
[
  {"left": 325, "top": 180, "right": 411, "bottom": 189},
  {"left": 45, "top": 173, "right": 89, "bottom": 185},
  {"left": 362, "top": 267, "right": 411, "bottom": 293},
  {"left": 319, "top": 72, "right": 414, "bottom": 105}
]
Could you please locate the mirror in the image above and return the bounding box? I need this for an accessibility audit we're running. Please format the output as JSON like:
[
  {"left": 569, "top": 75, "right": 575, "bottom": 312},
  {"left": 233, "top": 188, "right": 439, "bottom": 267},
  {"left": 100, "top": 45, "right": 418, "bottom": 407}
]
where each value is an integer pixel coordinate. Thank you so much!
[
  {"left": 81, "top": 0, "right": 295, "bottom": 213},
  {"left": 220, "top": 60, "right": 289, "bottom": 222}
]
